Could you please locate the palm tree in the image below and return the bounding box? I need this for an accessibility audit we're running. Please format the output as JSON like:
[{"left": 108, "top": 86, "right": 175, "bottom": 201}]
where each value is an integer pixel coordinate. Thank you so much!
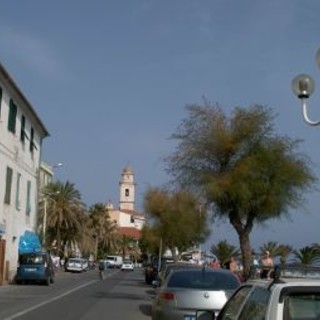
[
  {"left": 42, "top": 181, "right": 86, "bottom": 257},
  {"left": 277, "top": 244, "right": 294, "bottom": 265},
  {"left": 88, "top": 203, "right": 118, "bottom": 259},
  {"left": 293, "top": 246, "right": 320, "bottom": 265},
  {"left": 210, "top": 240, "right": 240, "bottom": 267},
  {"left": 259, "top": 241, "right": 279, "bottom": 258}
]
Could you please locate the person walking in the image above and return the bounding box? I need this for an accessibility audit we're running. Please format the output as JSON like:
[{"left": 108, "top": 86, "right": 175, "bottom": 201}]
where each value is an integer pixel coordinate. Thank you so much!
[{"left": 98, "top": 260, "right": 106, "bottom": 280}]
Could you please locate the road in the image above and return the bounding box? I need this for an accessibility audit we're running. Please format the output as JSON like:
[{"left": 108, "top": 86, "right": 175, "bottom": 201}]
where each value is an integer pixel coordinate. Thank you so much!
[{"left": 0, "top": 268, "right": 154, "bottom": 320}]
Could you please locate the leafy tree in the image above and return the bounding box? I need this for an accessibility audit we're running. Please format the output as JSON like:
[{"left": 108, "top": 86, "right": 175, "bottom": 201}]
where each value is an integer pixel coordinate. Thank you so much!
[
  {"left": 210, "top": 240, "right": 240, "bottom": 266},
  {"left": 166, "top": 102, "right": 316, "bottom": 278},
  {"left": 143, "top": 187, "right": 210, "bottom": 261},
  {"left": 294, "top": 246, "right": 320, "bottom": 265}
]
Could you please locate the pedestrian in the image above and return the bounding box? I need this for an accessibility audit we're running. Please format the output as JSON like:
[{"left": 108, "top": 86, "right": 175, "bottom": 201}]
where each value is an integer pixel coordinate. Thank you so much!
[
  {"left": 98, "top": 260, "right": 106, "bottom": 280},
  {"left": 260, "top": 250, "right": 274, "bottom": 279},
  {"left": 224, "top": 256, "right": 238, "bottom": 273}
]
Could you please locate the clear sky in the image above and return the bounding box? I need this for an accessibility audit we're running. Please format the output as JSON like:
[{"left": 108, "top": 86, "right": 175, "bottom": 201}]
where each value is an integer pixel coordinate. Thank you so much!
[{"left": 1, "top": 1, "right": 320, "bottom": 252}]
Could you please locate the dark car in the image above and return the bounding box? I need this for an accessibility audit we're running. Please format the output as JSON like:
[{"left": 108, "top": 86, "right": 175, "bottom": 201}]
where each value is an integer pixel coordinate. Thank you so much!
[{"left": 15, "top": 251, "right": 55, "bottom": 286}]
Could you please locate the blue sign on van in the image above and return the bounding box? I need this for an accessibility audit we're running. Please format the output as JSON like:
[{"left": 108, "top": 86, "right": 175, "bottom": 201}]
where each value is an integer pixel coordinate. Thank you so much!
[{"left": 18, "top": 231, "right": 42, "bottom": 253}]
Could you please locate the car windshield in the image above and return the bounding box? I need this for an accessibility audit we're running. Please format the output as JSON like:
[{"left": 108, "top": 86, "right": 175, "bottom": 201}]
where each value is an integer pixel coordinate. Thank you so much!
[{"left": 167, "top": 270, "right": 239, "bottom": 290}]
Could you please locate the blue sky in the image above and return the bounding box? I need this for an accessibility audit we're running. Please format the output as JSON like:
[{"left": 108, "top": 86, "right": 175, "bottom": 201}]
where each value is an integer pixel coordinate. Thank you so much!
[{"left": 1, "top": 1, "right": 320, "bottom": 252}]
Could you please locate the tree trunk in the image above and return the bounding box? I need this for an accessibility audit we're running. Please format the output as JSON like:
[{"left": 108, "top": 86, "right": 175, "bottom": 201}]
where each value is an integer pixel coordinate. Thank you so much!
[
  {"left": 238, "top": 231, "right": 252, "bottom": 280},
  {"left": 229, "top": 213, "right": 254, "bottom": 280}
]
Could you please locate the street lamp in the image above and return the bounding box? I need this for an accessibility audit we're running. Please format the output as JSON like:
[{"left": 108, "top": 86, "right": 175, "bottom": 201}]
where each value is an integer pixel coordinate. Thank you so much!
[
  {"left": 291, "top": 48, "right": 320, "bottom": 126},
  {"left": 42, "top": 162, "right": 63, "bottom": 245}
]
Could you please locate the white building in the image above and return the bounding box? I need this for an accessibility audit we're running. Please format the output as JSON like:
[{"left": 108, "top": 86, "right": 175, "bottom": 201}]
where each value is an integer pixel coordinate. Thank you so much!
[{"left": 0, "top": 62, "right": 49, "bottom": 284}]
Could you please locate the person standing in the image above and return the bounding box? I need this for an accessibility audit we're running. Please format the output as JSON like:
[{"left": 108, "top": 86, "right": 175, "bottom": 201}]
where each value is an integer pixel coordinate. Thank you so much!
[{"left": 260, "top": 251, "right": 274, "bottom": 279}]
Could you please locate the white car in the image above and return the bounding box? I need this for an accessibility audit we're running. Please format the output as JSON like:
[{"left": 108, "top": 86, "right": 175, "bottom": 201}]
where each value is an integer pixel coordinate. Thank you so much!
[
  {"left": 206, "top": 264, "right": 320, "bottom": 320},
  {"left": 121, "top": 260, "right": 134, "bottom": 271},
  {"left": 65, "top": 258, "right": 84, "bottom": 273}
]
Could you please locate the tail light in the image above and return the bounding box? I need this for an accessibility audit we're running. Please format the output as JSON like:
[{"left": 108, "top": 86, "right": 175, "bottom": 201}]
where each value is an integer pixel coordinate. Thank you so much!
[{"left": 159, "top": 292, "right": 175, "bottom": 301}]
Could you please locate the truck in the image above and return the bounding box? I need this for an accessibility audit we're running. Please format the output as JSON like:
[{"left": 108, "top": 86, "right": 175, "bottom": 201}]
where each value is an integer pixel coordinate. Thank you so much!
[{"left": 105, "top": 255, "right": 123, "bottom": 268}]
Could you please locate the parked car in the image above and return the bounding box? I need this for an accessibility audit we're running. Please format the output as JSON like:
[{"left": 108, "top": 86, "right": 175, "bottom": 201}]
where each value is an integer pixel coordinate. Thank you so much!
[
  {"left": 212, "top": 264, "right": 320, "bottom": 320},
  {"left": 121, "top": 260, "right": 134, "bottom": 271},
  {"left": 65, "top": 258, "right": 85, "bottom": 273},
  {"left": 15, "top": 251, "right": 55, "bottom": 286},
  {"left": 155, "top": 262, "right": 199, "bottom": 287},
  {"left": 152, "top": 266, "right": 240, "bottom": 320}
]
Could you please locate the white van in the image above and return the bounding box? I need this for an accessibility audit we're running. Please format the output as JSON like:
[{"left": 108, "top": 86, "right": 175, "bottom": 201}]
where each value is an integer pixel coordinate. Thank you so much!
[{"left": 106, "top": 255, "right": 123, "bottom": 268}]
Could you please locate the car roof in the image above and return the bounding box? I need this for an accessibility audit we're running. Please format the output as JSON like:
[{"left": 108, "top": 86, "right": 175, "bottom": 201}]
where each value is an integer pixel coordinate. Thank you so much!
[{"left": 245, "top": 264, "right": 320, "bottom": 291}]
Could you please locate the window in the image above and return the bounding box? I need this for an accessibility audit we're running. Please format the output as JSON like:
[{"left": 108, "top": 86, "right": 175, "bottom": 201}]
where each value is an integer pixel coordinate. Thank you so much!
[
  {"left": 130, "top": 215, "right": 134, "bottom": 223},
  {"left": 20, "top": 115, "right": 26, "bottom": 143},
  {"left": 4, "top": 166, "right": 13, "bottom": 204},
  {"left": 15, "top": 173, "right": 21, "bottom": 210},
  {"left": 26, "top": 180, "right": 31, "bottom": 215},
  {"left": 29, "top": 127, "right": 34, "bottom": 152},
  {"left": 8, "top": 99, "right": 17, "bottom": 133},
  {"left": 284, "top": 292, "right": 320, "bottom": 320},
  {"left": 218, "top": 286, "right": 252, "bottom": 320},
  {"left": 238, "top": 286, "right": 270, "bottom": 320},
  {"left": 125, "top": 188, "right": 129, "bottom": 197}
]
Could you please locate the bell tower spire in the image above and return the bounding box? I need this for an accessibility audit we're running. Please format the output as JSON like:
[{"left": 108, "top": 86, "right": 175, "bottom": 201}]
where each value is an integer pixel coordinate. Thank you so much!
[{"left": 119, "top": 164, "right": 136, "bottom": 211}]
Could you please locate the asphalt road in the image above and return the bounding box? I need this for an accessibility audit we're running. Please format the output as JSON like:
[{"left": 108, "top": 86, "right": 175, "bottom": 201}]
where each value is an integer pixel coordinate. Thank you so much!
[{"left": 0, "top": 268, "right": 154, "bottom": 320}]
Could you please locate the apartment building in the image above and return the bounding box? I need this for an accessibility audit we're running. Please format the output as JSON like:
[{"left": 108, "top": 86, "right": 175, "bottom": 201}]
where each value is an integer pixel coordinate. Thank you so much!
[{"left": 0, "top": 62, "right": 49, "bottom": 284}]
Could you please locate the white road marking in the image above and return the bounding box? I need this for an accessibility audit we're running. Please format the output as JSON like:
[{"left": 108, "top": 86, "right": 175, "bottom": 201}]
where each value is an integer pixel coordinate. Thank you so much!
[{"left": 3, "top": 280, "right": 98, "bottom": 320}]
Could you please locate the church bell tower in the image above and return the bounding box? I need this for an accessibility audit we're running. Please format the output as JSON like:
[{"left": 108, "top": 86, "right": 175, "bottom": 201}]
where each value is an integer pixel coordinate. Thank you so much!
[{"left": 119, "top": 164, "right": 136, "bottom": 211}]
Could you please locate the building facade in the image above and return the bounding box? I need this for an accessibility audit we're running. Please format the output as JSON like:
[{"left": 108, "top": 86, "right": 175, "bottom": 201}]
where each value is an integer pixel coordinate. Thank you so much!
[{"left": 0, "top": 62, "right": 49, "bottom": 284}]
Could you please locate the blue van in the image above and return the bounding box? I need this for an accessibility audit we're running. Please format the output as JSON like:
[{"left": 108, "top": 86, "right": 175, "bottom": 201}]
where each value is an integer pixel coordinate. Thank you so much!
[{"left": 15, "top": 251, "right": 55, "bottom": 285}]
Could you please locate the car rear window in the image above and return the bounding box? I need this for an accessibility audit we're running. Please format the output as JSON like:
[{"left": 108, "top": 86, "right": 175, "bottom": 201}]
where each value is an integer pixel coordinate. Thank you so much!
[
  {"left": 19, "top": 254, "right": 46, "bottom": 265},
  {"left": 167, "top": 270, "right": 239, "bottom": 290}
]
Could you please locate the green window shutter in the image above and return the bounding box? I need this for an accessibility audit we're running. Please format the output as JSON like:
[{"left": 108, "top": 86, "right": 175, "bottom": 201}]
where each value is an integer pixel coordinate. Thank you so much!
[
  {"left": 29, "top": 127, "right": 34, "bottom": 152},
  {"left": 8, "top": 99, "right": 17, "bottom": 133},
  {"left": 26, "top": 180, "right": 31, "bottom": 216},
  {"left": 4, "top": 167, "right": 13, "bottom": 204},
  {"left": 15, "top": 173, "right": 21, "bottom": 210},
  {"left": 20, "top": 115, "right": 26, "bottom": 142}
]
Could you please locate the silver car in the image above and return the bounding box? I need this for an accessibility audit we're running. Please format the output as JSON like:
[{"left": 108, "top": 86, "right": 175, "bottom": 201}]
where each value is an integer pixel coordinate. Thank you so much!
[{"left": 152, "top": 267, "right": 240, "bottom": 320}]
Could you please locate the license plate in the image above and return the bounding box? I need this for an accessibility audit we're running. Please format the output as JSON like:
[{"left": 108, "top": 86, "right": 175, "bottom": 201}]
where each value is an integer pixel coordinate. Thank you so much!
[
  {"left": 25, "top": 268, "right": 37, "bottom": 272},
  {"left": 196, "top": 310, "right": 214, "bottom": 319},
  {"left": 184, "top": 316, "right": 196, "bottom": 320}
]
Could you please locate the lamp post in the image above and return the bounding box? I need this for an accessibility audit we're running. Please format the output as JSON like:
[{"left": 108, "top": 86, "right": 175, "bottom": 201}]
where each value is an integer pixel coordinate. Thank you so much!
[
  {"left": 42, "top": 163, "right": 63, "bottom": 245},
  {"left": 292, "top": 48, "right": 320, "bottom": 126}
]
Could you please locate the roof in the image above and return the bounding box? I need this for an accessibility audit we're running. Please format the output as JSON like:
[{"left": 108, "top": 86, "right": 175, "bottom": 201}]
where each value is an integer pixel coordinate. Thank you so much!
[
  {"left": 0, "top": 61, "right": 49, "bottom": 138},
  {"left": 118, "top": 227, "right": 141, "bottom": 239},
  {"left": 119, "top": 209, "right": 145, "bottom": 217}
]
